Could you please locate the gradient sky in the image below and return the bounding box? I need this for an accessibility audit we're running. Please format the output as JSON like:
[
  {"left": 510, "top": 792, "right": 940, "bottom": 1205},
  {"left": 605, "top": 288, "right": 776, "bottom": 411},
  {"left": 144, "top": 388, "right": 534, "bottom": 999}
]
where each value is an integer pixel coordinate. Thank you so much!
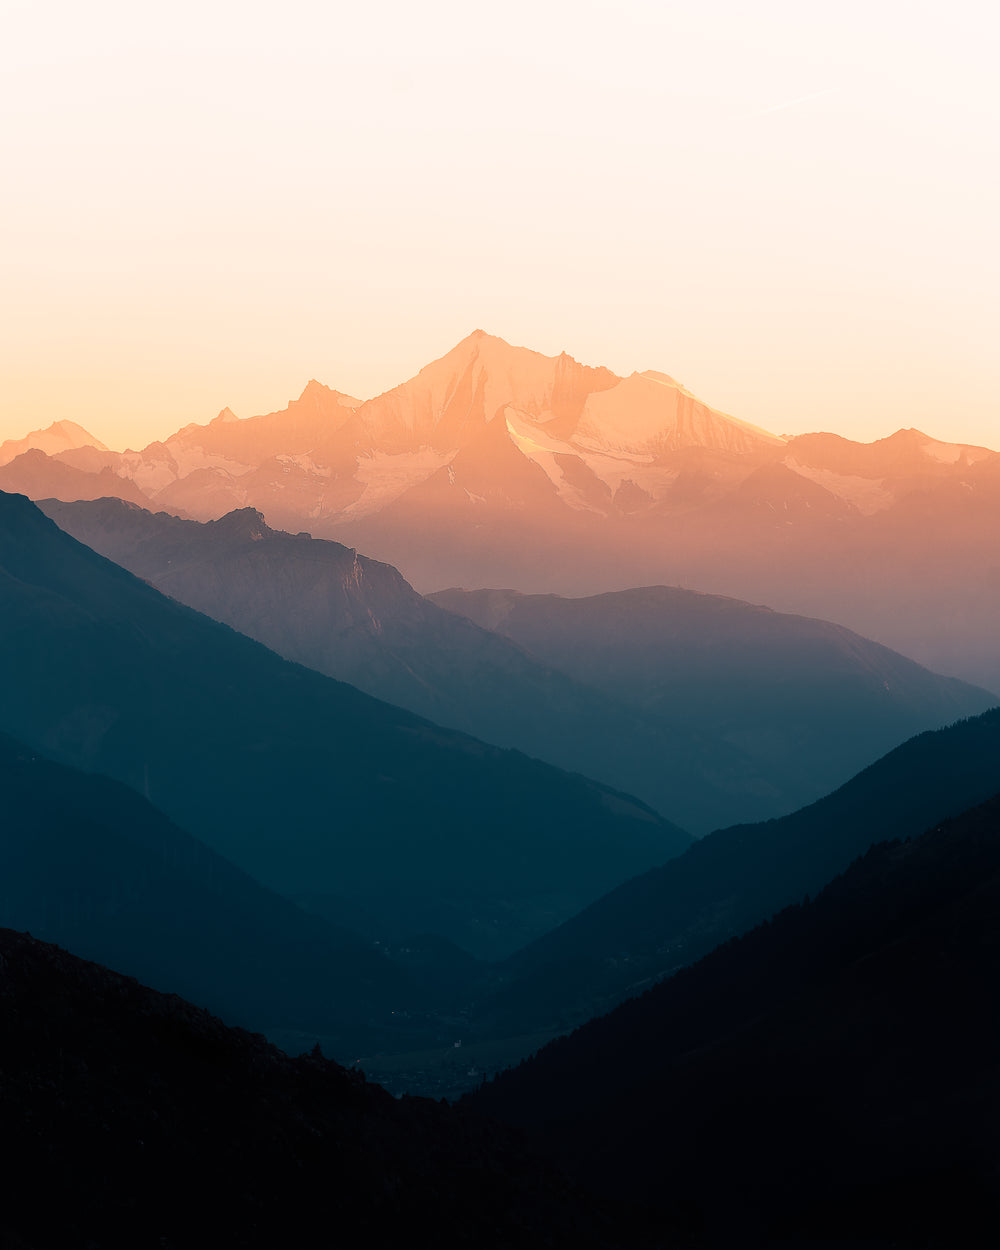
[{"left": 2, "top": 0, "right": 997, "bottom": 452}]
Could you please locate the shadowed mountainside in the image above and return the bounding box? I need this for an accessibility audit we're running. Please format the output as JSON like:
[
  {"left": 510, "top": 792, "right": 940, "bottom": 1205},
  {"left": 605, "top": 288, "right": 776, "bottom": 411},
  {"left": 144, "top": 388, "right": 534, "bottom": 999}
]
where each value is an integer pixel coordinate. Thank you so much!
[
  {"left": 33, "top": 494, "right": 954, "bottom": 834},
  {"left": 0, "top": 730, "right": 458, "bottom": 1054}
]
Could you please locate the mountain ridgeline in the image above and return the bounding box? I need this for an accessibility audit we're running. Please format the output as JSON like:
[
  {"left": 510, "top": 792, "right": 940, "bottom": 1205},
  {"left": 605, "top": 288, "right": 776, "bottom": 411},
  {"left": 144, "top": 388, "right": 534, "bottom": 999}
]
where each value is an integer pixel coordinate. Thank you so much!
[{"left": 37, "top": 498, "right": 792, "bottom": 833}]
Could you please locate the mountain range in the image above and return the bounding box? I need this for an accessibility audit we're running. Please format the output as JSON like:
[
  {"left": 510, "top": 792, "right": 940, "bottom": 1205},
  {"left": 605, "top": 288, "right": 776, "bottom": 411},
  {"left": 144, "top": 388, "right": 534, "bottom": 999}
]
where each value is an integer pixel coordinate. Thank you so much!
[
  {"left": 5, "top": 331, "right": 999, "bottom": 688},
  {"left": 33, "top": 498, "right": 784, "bottom": 833}
]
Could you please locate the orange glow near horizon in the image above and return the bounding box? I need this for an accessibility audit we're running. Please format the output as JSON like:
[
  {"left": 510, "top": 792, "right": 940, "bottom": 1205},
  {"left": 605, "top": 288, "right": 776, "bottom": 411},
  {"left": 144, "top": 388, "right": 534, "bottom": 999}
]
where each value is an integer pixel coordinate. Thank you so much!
[{"left": 2, "top": 2, "right": 997, "bottom": 453}]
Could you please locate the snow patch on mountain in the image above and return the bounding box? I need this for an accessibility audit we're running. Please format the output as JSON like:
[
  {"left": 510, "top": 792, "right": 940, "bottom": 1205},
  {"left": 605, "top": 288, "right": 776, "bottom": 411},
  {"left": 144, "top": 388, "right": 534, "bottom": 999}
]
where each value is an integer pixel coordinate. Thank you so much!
[
  {"left": 575, "top": 452, "right": 683, "bottom": 502},
  {"left": 503, "top": 412, "right": 593, "bottom": 511},
  {"left": 572, "top": 372, "right": 784, "bottom": 457},
  {"left": 784, "top": 458, "right": 895, "bottom": 515},
  {"left": 919, "top": 436, "right": 992, "bottom": 465},
  {"left": 339, "top": 447, "right": 455, "bottom": 517},
  {"left": 276, "top": 454, "right": 332, "bottom": 478},
  {"left": 115, "top": 446, "right": 253, "bottom": 494},
  {"left": 504, "top": 409, "right": 641, "bottom": 513}
]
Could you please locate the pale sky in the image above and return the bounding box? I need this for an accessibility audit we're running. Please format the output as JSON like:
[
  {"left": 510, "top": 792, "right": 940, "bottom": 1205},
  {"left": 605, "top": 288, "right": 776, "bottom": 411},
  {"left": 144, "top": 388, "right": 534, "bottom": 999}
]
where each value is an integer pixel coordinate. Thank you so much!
[{"left": 2, "top": 0, "right": 997, "bottom": 451}]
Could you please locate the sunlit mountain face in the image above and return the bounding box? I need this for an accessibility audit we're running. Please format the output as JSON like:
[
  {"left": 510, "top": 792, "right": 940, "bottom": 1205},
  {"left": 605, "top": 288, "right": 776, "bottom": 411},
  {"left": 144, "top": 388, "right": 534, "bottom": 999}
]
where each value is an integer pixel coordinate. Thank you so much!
[
  {"left": 0, "top": 331, "right": 778, "bottom": 521},
  {"left": 4, "top": 330, "right": 999, "bottom": 693}
]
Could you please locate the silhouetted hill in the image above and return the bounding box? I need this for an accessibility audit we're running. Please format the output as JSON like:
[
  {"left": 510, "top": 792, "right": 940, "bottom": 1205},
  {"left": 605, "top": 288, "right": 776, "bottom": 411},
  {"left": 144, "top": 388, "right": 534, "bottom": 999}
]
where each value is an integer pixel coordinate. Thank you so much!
[
  {"left": 431, "top": 584, "right": 995, "bottom": 817},
  {"left": 0, "top": 489, "right": 685, "bottom": 958},
  {"left": 0, "top": 731, "right": 442, "bottom": 1052},
  {"left": 0, "top": 927, "right": 642, "bottom": 1249},
  {"left": 480, "top": 707, "right": 1000, "bottom": 1034},
  {"left": 469, "top": 792, "right": 1000, "bottom": 1247}
]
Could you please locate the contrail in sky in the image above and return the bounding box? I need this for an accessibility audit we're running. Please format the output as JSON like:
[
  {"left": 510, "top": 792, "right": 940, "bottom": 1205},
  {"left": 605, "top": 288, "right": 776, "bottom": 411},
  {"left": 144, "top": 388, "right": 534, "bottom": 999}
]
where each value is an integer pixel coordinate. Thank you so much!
[{"left": 737, "top": 86, "right": 840, "bottom": 120}]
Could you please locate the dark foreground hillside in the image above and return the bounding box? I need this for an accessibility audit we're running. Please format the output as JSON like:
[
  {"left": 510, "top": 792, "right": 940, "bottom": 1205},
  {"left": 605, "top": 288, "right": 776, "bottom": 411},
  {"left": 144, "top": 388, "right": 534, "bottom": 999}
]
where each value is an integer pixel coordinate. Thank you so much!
[
  {"left": 0, "top": 927, "right": 652, "bottom": 1250},
  {"left": 470, "top": 794, "right": 1000, "bottom": 1248}
]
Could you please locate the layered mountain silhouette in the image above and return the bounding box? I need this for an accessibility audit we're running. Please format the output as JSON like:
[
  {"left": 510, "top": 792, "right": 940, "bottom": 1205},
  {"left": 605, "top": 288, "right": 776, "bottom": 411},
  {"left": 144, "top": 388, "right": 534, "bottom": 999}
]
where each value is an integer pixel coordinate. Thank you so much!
[
  {"left": 0, "top": 926, "right": 642, "bottom": 1250},
  {"left": 468, "top": 790, "right": 1000, "bottom": 1247},
  {"left": 473, "top": 706, "right": 1000, "bottom": 1038},
  {"left": 0, "top": 730, "right": 424, "bottom": 1051},
  {"left": 6, "top": 331, "right": 999, "bottom": 688},
  {"left": 36, "top": 498, "right": 777, "bottom": 833},
  {"left": 40, "top": 498, "right": 991, "bottom": 834},
  {"left": 7, "top": 331, "right": 996, "bottom": 1246},
  {"left": 0, "top": 488, "right": 687, "bottom": 958}
]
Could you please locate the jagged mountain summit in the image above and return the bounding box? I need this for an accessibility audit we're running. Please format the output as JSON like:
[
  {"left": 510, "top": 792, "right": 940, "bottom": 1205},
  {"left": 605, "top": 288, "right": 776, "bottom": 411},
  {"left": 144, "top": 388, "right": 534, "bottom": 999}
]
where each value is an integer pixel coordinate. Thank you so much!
[
  {"left": 6, "top": 331, "right": 1000, "bottom": 686},
  {"left": 3, "top": 330, "right": 781, "bottom": 523},
  {"left": 4, "top": 334, "right": 991, "bottom": 527}
]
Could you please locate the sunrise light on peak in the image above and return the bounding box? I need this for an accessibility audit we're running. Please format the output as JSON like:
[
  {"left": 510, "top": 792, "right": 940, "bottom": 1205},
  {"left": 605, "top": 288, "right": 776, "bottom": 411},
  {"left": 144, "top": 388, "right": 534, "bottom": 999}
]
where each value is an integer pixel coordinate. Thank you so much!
[{"left": 1, "top": 1, "right": 996, "bottom": 454}]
